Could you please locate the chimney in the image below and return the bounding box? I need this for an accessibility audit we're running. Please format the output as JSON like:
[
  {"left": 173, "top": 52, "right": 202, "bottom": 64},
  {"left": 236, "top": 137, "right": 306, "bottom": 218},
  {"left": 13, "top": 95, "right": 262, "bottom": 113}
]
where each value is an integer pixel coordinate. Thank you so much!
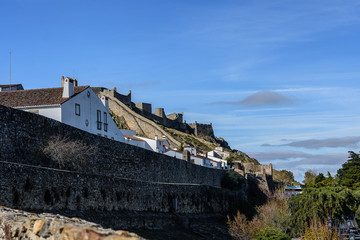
[
  {"left": 101, "top": 96, "right": 109, "bottom": 110},
  {"left": 155, "top": 135, "right": 158, "bottom": 141},
  {"left": 62, "top": 77, "right": 75, "bottom": 98}
]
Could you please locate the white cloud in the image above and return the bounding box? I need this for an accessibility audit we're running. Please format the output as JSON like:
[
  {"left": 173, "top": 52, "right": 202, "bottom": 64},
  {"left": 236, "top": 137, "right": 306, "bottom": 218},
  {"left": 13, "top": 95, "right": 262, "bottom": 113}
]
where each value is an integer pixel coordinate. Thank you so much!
[
  {"left": 262, "top": 136, "right": 360, "bottom": 149},
  {"left": 211, "top": 91, "right": 294, "bottom": 107}
]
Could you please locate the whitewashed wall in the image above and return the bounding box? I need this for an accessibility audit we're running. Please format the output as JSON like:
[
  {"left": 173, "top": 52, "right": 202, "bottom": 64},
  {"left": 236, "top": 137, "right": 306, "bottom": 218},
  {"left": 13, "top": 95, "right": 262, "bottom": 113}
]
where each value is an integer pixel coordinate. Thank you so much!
[
  {"left": 61, "top": 88, "right": 124, "bottom": 142},
  {"left": 164, "top": 150, "right": 183, "bottom": 160},
  {"left": 18, "top": 106, "right": 62, "bottom": 122}
]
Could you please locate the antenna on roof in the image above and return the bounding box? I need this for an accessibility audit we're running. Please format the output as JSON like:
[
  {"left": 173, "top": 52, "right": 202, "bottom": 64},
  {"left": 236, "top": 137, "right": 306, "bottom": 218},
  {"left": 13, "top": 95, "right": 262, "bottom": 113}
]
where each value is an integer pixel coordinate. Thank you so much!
[{"left": 9, "top": 50, "right": 11, "bottom": 90}]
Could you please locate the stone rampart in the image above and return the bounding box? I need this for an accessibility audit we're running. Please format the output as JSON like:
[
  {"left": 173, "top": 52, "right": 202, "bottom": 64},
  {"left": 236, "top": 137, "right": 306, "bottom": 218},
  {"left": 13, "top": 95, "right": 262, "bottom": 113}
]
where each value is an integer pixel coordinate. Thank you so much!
[
  {"left": 242, "top": 163, "right": 273, "bottom": 176},
  {"left": 96, "top": 90, "right": 182, "bottom": 147},
  {"left": 94, "top": 88, "right": 187, "bottom": 131},
  {"left": 188, "top": 122, "right": 215, "bottom": 138},
  {"left": 92, "top": 87, "right": 132, "bottom": 106},
  {"left": 0, "top": 161, "right": 230, "bottom": 214},
  {"left": 0, "top": 104, "right": 225, "bottom": 187}
]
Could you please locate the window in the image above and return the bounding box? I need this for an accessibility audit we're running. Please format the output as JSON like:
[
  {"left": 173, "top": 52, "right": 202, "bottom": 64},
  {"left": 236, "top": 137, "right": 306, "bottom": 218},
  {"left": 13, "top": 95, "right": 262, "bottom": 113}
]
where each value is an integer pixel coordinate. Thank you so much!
[
  {"left": 97, "top": 110, "right": 102, "bottom": 130},
  {"left": 103, "top": 112, "right": 108, "bottom": 132},
  {"left": 75, "top": 104, "right": 80, "bottom": 116}
]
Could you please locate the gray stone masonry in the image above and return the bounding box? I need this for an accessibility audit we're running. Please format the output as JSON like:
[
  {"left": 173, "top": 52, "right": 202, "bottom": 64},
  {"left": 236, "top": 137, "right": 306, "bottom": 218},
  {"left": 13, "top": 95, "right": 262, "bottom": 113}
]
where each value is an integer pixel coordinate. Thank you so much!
[{"left": 0, "top": 104, "right": 226, "bottom": 187}]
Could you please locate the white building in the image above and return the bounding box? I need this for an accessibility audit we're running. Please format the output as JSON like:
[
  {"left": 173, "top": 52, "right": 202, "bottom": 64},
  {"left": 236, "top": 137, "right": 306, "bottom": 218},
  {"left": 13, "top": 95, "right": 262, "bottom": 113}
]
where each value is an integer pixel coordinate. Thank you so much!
[
  {"left": 207, "top": 155, "right": 229, "bottom": 169},
  {"left": 0, "top": 77, "right": 124, "bottom": 142},
  {"left": 123, "top": 135, "right": 153, "bottom": 150},
  {"left": 190, "top": 154, "right": 212, "bottom": 168},
  {"left": 137, "top": 136, "right": 169, "bottom": 153},
  {"left": 208, "top": 147, "right": 230, "bottom": 160},
  {"left": 164, "top": 149, "right": 183, "bottom": 160}
]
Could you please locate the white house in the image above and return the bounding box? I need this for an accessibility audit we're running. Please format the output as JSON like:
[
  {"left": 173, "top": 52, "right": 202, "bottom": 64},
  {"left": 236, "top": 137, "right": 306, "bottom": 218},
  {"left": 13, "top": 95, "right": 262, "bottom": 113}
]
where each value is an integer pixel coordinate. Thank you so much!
[
  {"left": 164, "top": 149, "right": 183, "bottom": 160},
  {"left": 184, "top": 147, "right": 197, "bottom": 156},
  {"left": 123, "top": 135, "right": 153, "bottom": 150},
  {"left": 208, "top": 147, "right": 230, "bottom": 160},
  {"left": 207, "top": 155, "right": 229, "bottom": 169},
  {"left": 190, "top": 154, "right": 212, "bottom": 168},
  {"left": 0, "top": 77, "right": 124, "bottom": 142},
  {"left": 137, "top": 136, "right": 169, "bottom": 153}
]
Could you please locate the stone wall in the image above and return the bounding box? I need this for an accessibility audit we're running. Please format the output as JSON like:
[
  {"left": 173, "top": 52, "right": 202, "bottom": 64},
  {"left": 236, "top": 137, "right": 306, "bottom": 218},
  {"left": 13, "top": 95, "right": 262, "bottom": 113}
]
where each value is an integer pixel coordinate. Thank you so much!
[
  {"left": 94, "top": 88, "right": 187, "bottom": 131},
  {"left": 242, "top": 163, "right": 273, "bottom": 176},
  {"left": 92, "top": 87, "right": 132, "bottom": 107},
  {"left": 0, "top": 161, "right": 230, "bottom": 214},
  {"left": 0, "top": 104, "right": 226, "bottom": 187},
  {"left": 96, "top": 90, "right": 182, "bottom": 147},
  {"left": 188, "top": 122, "right": 215, "bottom": 138}
]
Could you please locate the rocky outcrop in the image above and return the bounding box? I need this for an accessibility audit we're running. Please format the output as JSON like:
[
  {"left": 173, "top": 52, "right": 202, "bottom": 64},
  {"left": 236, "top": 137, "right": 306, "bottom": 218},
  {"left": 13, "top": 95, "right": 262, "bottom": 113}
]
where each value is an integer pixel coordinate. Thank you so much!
[{"left": 0, "top": 206, "right": 144, "bottom": 240}]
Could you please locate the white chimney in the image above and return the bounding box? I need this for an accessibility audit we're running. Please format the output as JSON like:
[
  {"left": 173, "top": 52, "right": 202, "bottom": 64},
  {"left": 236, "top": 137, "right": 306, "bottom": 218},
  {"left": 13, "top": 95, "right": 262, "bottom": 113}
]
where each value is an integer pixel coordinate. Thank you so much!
[
  {"left": 155, "top": 135, "right": 158, "bottom": 141},
  {"left": 62, "top": 77, "right": 75, "bottom": 98},
  {"left": 101, "top": 96, "right": 109, "bottom": 110}
]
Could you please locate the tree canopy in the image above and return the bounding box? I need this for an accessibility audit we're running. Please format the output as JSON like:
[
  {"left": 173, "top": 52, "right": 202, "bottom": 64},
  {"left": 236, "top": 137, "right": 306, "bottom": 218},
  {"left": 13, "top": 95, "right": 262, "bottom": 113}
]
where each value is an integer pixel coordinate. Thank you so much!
[{"left": 337, "top": 151, "right": 360, "bottom": 190}]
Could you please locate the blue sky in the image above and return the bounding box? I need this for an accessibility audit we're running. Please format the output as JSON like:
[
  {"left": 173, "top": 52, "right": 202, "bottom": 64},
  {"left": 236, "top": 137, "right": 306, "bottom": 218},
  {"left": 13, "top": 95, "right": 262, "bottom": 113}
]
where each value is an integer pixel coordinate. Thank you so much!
[{"left": 1, "top": 0, "right": 360, "bottom": 181}]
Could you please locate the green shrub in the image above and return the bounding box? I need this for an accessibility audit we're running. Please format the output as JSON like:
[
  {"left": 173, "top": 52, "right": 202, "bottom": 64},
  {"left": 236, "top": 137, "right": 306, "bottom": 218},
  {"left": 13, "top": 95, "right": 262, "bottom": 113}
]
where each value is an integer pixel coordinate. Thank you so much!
[
  {"left": 221, "top": 170, "right": 243, "bottom": 190},
  {"left": 255, "top": 226, "right": 290, "bottom": 240}
]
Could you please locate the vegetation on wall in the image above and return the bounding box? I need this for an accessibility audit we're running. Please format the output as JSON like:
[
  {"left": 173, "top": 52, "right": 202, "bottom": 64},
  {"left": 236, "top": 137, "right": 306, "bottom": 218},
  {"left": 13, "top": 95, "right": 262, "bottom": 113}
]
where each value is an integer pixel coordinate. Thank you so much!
[
  {"left": 43, "top": 136, "right": 97, "bottom": 170},
  {"left": 111, "top": 113, "right": 130, "bottom": 130},
  {"left": 221, "top": 170, "right": 244, "bottom": 190}
]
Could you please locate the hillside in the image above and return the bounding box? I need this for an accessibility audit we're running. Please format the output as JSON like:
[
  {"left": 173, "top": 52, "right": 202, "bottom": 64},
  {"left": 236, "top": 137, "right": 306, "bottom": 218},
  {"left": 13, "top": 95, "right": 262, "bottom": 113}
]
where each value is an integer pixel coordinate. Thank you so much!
[{"left": 94, "top": 87, "right": 260, "bottom": 165}]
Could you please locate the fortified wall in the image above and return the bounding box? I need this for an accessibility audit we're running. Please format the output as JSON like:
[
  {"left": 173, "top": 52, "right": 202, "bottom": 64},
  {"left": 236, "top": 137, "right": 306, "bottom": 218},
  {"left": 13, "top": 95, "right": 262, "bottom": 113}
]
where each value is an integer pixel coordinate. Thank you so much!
[
  {"left": 0, "top": 104, "right": 231, "bottom": 222},
  {"left": 188, "top": 121, "right": 215, "bottom": 138},
  {"left": 93, "top": 87, "right": 188, "bottom": 131},
  {"left": 233, "top": 162, "right": 274, "bottom": 193},
  {"left": 0, "top": 104, "right": 225, "bottom": 186},
  {"left": 92, "top": 87, "right": 216, "bottom": 139}
]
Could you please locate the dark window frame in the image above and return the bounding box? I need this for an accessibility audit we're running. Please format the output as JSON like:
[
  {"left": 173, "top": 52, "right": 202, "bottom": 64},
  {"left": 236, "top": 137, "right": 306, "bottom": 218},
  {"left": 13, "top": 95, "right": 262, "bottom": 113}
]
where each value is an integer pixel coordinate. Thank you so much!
[
  {"left": 97, "top": 110, "right": 102, "bottom": 130},
  {"left": 75, "top": 104, "right": 80, "bottom": 116},
  {"left": 103, "top": 112, "right": 108, "bottom": 132}
]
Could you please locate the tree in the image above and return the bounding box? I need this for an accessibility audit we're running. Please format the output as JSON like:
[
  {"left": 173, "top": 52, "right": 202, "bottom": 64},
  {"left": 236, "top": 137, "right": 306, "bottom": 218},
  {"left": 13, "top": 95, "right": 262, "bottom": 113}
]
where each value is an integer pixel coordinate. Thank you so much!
[
  {"left": 288, "top": 186, "right": 357, "bottom": 236},
  {"left": 256, "top": 226, "right": 290, "bottom": 240},
  {"left": 337, "top": 151, "right": 360, "bottom": 189},
  {"left": 303, "top": 170, "right": 317, "bottom": 186},
  {"left": 273, "top": 170, "right": 296, "bottom": 186},
  {"left": 227, "top": 190, "right": 291, "bottom": 239}
]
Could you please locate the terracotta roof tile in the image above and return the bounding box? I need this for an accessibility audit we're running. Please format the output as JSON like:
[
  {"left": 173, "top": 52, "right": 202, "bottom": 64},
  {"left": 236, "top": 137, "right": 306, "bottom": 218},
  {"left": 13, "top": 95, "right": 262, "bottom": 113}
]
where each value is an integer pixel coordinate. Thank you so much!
[{"left": 0, "top": 86, "right": 89, "bottom": 108}]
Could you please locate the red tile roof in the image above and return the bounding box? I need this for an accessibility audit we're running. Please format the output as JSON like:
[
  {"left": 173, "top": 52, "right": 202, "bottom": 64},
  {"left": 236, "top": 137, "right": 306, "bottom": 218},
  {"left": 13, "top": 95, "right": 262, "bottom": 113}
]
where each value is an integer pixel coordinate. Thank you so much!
[{"left": 0, "top": 86, "right": 89, "bottom": 108}]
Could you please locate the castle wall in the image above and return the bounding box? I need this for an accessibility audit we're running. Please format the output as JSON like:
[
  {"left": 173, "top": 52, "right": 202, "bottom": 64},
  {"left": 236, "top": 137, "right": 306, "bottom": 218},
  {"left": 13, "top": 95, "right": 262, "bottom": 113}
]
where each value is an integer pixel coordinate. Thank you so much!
[
  {"left": 188, "top": 122, "right": 215, "bottom": 138},
  {"left": 0, "top": 161, "right": 230, "bottom": 214},
  {"left": 92, "top": 87, "right": 132, "bottom": 106},
  {"left": 242, "top": 163, "right": 273, "bottom": 176},
  {"left": 94, "top": 88, "right": 187, "bottom": 131},
  {"left": 0, "top": 104, "right": 225, "bottom": 187},
  {"left": 135, "top": 102, "right": 152, "bottom": 113}
]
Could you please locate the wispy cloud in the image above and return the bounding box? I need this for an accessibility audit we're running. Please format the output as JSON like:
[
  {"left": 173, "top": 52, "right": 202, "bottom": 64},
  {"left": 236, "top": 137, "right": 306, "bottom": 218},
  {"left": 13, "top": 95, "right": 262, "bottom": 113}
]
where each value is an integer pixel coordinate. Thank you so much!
[
  {"left": 249, "top": 150, "right": 348, "bottom": 166},
  {"left": 262, "top": 136, "right": 360, "bottom": 149},
  {"left": 211, "top": 91, "right": 294, "bottom": 107}
]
